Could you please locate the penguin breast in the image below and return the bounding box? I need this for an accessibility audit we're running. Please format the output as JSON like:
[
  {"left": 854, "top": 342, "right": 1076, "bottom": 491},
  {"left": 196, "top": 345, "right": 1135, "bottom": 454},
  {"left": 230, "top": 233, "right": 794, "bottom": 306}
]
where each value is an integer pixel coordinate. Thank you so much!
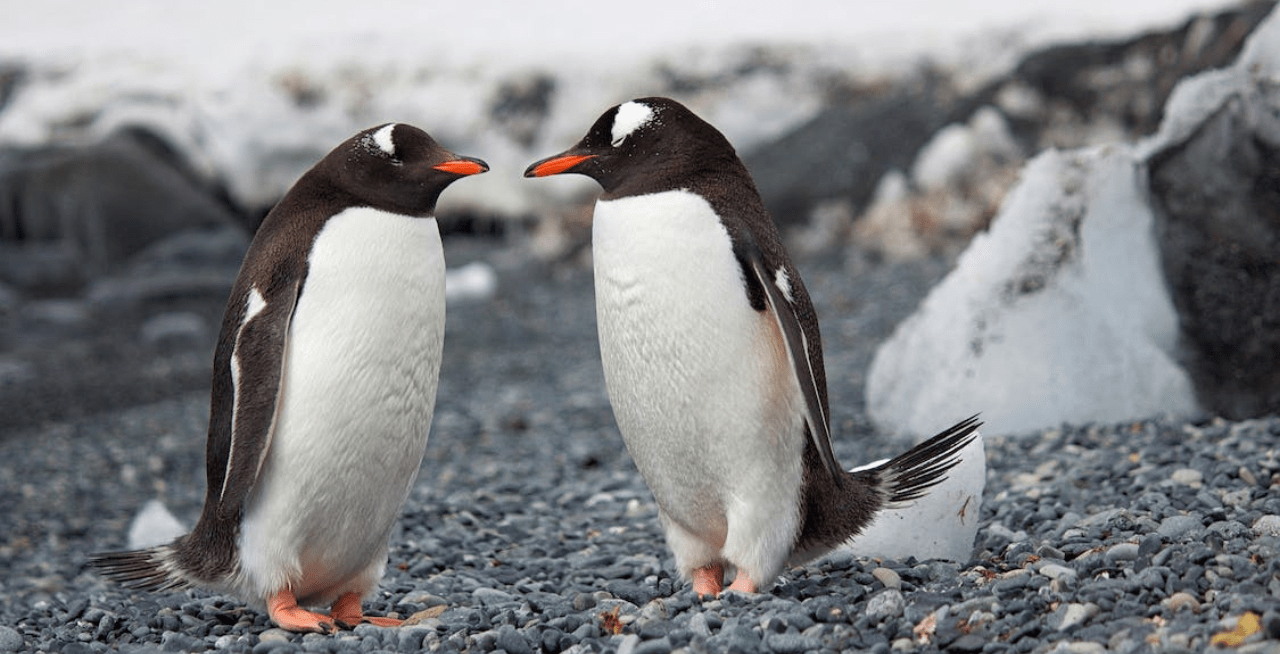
[
  {"left": 236, "top": 207, "right": 446, "bottom": 605},
  {"left": 591, "top": 190, "right": 806, "bottom": 534}
]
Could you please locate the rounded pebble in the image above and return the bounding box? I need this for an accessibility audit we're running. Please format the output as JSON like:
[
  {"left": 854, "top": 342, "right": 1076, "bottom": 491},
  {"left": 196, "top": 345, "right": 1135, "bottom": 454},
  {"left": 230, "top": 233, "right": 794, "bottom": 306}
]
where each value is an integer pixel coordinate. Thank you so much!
[
  {"left": 1157, "top": 515, "right": 1203, "bottom": 539},
  {"left": 0, "top": 627, "right": 22, "bottom": 653},
  {"left": 1253, "top": 515, "right": 1280, "bottom": 537},
  {"left": 872, "top": 567, "right": 902, "bottom": 590},
  {"left": 1163, "top": 592, "right": 1200, "bottom": 613}
]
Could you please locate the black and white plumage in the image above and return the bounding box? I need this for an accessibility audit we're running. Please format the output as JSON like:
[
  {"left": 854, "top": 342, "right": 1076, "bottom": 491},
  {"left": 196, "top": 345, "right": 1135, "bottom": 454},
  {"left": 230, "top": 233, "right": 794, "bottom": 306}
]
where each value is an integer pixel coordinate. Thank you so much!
[
  {"left": 92, "top": 123, "right": 487, "bottom": 632},
  {"left": 525, "top": 97, "right": 979, "bottom": 595}
]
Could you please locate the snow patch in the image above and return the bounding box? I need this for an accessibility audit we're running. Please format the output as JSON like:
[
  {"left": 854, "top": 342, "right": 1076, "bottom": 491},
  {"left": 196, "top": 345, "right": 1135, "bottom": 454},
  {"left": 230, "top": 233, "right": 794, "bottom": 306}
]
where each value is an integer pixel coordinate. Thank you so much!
[{"left": 127, "top": 499, "right": 187, "bottom": 550}]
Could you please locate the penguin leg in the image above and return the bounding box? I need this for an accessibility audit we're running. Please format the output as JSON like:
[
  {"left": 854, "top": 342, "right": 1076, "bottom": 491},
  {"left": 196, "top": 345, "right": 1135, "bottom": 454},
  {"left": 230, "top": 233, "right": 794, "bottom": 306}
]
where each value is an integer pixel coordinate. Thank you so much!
[
  {"left": 719, "top": 493, "right": 798, "bottom": 595},
  {"left": 658, "top": 509, "right": 726, "bottom": 597},
  {"left": 329, "top": 592, "right": 402, "bottom": 629},
  {"left": 267, "top": 589, "right": 336, "bottom": 633}
]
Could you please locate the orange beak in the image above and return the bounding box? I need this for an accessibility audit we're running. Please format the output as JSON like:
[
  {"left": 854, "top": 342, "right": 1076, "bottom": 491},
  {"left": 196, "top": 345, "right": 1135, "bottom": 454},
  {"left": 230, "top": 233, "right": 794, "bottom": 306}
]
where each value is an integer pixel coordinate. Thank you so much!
[
  {"left": 433, "top": 157, "right": 489, "bottom": 176},
  {"left": 524, "top": 154, "right": 596, "bottom": 178}
]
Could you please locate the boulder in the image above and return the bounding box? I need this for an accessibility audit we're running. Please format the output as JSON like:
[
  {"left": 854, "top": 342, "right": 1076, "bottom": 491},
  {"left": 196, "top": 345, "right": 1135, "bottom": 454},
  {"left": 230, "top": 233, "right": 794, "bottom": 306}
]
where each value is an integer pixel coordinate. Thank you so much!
[{"left": 0, "top": 127, "right": 244, "bottom": 294}]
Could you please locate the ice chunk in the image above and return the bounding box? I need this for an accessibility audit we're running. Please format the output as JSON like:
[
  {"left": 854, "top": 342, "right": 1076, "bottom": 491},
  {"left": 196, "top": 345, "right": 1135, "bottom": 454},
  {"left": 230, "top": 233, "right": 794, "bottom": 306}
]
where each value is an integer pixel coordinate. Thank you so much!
[
  {"left": 867, "top": 147, "right": 1199, "bottom": 437},
  {"left": 840, "top": 429, "right": 985, "bottom": 562}
]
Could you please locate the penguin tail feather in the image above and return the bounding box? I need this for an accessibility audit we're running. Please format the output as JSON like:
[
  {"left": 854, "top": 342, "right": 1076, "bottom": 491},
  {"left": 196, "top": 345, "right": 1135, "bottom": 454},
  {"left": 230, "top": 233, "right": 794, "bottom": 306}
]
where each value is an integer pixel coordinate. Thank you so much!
[
  {"left": 89, "top": 545, "right": 194, "bottom": 593},
  {"left": 870, "top": 414, "right": 981, "bottom": 508}
]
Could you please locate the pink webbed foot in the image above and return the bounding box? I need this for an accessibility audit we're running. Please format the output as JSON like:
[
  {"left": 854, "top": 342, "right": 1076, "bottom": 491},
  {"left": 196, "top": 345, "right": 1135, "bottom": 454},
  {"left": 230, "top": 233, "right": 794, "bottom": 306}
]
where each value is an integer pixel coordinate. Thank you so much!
[
  {"left": 329, "top": 591, "right": 402, "bottom": 629},
  {"left": 267, "top": 590, "right": 336, "bottom": 634},
  {"left": 692, "top": 564, "right": 725, "bottom": 598},
  {"left": 726, "top": 571, "right": 758, "bottom": 594}
]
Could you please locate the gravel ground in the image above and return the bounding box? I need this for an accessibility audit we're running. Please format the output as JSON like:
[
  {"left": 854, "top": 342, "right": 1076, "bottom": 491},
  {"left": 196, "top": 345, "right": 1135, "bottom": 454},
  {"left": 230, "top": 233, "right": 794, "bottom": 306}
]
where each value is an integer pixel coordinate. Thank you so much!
[{"left": 1, "top": 239, "right": 1278, "bottom": 653}]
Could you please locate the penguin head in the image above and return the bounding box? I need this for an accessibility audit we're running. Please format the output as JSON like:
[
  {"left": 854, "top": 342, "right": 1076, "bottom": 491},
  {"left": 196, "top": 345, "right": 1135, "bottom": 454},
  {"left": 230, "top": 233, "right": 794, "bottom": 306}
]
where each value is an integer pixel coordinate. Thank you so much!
[
  {"left": 524, "top": 97, "right": 738, "bottom": 198},
  {"left": 328, "top": 123, "right": 488, "bottom": 217}
]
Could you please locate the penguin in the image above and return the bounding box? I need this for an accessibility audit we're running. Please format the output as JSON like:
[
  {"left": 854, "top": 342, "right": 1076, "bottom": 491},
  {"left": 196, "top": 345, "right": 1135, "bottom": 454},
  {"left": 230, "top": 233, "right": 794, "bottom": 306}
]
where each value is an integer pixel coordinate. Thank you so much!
[
  {"left": 524, "top": 97, "right": 980, "bottom": 596},
  {"left": 91, "top": 123, "right": 488, "bottom": 632}
]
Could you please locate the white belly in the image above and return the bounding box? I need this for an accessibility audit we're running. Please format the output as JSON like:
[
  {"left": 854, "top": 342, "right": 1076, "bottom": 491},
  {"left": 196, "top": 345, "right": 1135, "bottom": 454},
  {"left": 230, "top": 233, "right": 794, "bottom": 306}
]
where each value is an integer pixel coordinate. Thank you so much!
[
  {"left": 592, "top": 191, "right": 805, "bottom": 546},
  {"left": 238, "top": 207, "right": 445, "bottom": 606}
]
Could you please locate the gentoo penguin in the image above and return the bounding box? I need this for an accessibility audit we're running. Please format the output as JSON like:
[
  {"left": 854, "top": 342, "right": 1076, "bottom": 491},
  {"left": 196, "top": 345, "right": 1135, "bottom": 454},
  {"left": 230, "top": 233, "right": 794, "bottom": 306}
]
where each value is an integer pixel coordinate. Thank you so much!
[
  {"left": 525, "top": 97, "right": 979, "bottom": 596},
  {"left": 92, "top": 123, "right": 487, "bottom": 632}
]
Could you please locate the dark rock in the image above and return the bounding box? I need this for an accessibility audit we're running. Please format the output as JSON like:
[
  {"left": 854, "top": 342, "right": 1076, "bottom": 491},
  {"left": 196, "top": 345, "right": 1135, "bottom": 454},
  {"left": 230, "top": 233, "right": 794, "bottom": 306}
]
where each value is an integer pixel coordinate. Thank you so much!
[
  {"left": 740, "top": 1, "right": 1270, "bottom": 241},
  {"left": 1149, "top": 101, "right": 1280, "bottom": 419},
  {"left": 743, "top": 81, "right": 956, "bottom": 224},
  {"left": 993, "top": 4, "right": 1272, "bottom": 148},
  {"left": 0, "top": 62, "right": 24, "bottom": 113},
  {"left": 0, "top": 128, "right": 243, "bottom": 294},
  {"left": 489, "top": 74, "right": 556, "bottom": 149}
]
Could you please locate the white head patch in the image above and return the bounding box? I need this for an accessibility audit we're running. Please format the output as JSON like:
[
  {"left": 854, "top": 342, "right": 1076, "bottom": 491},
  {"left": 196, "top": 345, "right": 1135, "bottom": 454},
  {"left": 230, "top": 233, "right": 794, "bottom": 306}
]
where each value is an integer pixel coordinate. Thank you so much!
[
  {"left": 371, "top": 123, "right": 397, "bottom": 156},
  {"left": 611, "top": 101, "right": 656, "bottom": 147}
]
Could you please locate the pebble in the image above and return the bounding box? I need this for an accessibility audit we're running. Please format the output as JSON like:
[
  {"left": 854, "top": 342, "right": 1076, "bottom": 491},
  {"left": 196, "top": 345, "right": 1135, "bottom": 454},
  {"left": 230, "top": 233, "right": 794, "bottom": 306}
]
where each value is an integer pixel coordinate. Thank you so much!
[
  {"left": 1105, "top": 542, "right": 1140, "bottom": 563},
  {"left": 764, "top": 632, "right": 819, "bottom": 654},
  {"left": 1157, "top": 515, "right": 1203, "bottom": 539},
  {"left": 8, "top": 251, "right": 1280, "bottom": 654},
  {"left": 872, "top": 567, "right": 902, "bottom": 590},
  {"left": 0, "top": 627, "right": 22, "bottom": 652},
  {"left": 866, "top": 590, "right": 906, "bottom": 620},
  {"left": 1061, "top": 642, "right": 1106, "bottom": 654},
  {"left": 1163, "top": 592, "right": 1200, "bottom": 613},
  {"left": 1053, "top": 603, "right": 1099, "bottom": 631},
  {"left": 1253, "top": 515, "right": 1280, "bottom": 537},
  {"left": 1038, "top": 564, "right": 1076, "bottom": 581},
  {"left": 1171, "top": 468, "right": 1204, "bottom": 487},
  {"left": 256, "top": 629, "right": 292, "bottom": 643}
]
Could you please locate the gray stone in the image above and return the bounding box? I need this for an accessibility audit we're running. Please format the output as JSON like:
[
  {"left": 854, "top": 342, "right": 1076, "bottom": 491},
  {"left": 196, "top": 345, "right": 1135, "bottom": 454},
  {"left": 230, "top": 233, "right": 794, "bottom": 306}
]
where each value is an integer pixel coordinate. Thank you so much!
[
  {"left": 0, "top": 627, "right": 22, "bottom": 652},
  {"left": 866, "top": 589, "right": 906, "bottom": 620},
  {"left": 1052, "top": 603, "right": 1100, "bottom": 631},
  {"left": 764, "top": 632, "right": 820, "bottom": 654},
  {"left": 472, "top": 587, "right": 516, "bottom": 606},
  {"left": 1253, "top": 515, "right": 1280, "bottom": 537},
  {"left": 872, "top": 567, "right": 903, "bottom": 590},
  {"left": 1158, "top": 515, "right": 1203, "bottom": 539},
  {"left": 1105, "top": 542, "right": 1140, "bottom": 563}
]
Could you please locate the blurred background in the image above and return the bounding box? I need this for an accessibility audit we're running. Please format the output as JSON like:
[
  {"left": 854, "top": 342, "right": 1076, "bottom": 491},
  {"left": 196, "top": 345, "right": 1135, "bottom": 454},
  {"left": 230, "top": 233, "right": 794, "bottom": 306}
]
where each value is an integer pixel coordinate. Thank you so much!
[{"left": 0, "top": 0, "right": 1274, "bottom": 434}]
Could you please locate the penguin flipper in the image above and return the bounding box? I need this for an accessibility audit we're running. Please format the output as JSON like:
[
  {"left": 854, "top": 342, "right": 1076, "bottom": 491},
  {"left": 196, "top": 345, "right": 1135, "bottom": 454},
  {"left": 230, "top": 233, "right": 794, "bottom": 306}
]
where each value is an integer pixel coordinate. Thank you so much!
[
  {"left": 743, "top": 250, "right": 841, "bottom": 478},
  {"left": 214, "top": 278, "right": 303, "bottom": 519}
]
